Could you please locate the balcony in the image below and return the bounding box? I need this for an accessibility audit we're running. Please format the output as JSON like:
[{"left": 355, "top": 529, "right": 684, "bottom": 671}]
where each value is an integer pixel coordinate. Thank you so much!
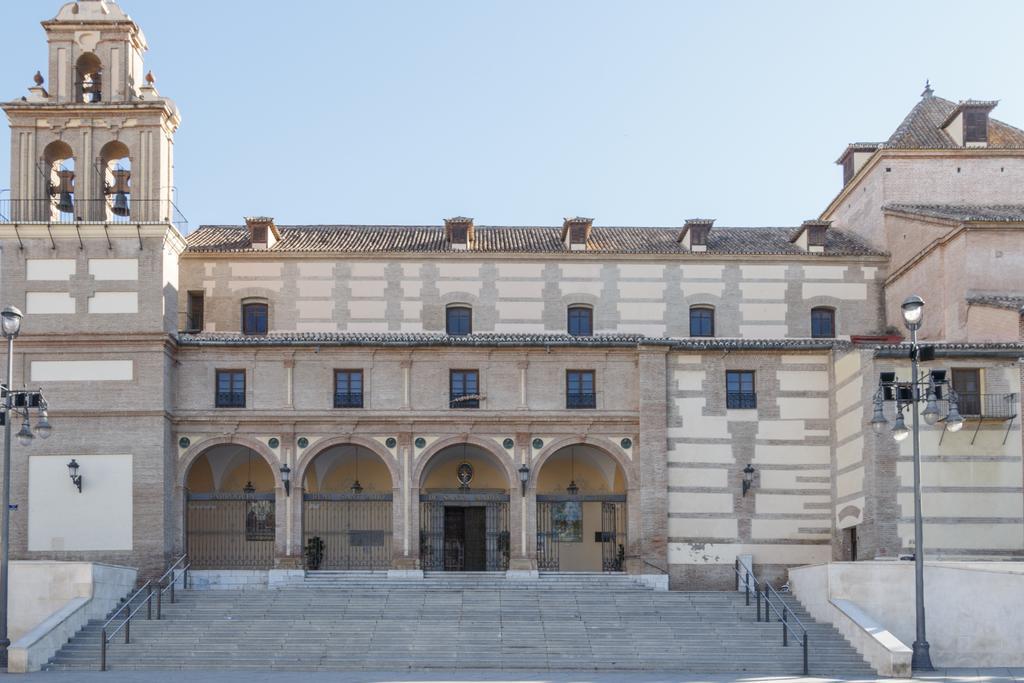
[
  {"left": 955, "top": 393, "right": 1018, "bottom": 420},
  {"left": 0, "top": 198, "right": 188, "bottom": 233},
  {"left": 334, "top": 392, "right": 364, "bottom": 409},
  {"left": 215, "top": 391, "right": 246, "bottom": 408},
  {"left": 449, "top": 393, "right": 480, "bottom": 409},
  {"left": 566, "top": 393, "right": 597, "bottom": 409},
  {"left": 726, "top": 392, "right": 757, "bottom": 409}
]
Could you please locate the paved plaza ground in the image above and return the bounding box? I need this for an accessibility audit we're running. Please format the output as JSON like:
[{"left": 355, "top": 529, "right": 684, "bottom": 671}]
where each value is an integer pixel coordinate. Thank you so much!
[{"left": 6, "top": 669, "right": 1024, "bottom": 683}]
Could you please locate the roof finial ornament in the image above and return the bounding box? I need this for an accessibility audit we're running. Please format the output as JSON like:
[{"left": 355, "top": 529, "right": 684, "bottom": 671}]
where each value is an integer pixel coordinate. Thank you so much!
[
  {"left": 33, "top": 71, "right": 44, "bottom": 87},
  {"left": 921, "top": 79, "right": 933, "bottom": 98},
  {"left": 145, "top": 70, "right": 155, "bottom": 85}
]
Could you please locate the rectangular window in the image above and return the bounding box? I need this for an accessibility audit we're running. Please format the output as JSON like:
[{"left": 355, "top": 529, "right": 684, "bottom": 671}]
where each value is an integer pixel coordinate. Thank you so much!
[
  {"left": 963, "top": 111, "right": 988, "bottom": 143},
  {"left": 334, "top": 369, "right": 364, "bottom": 408},
  {"left": 726, "top": 370, "right": 756, "bottom": 409},
  {"left": 811, "top": 308, "right": 836, "bottom": 338},
  {"left": 566, "top": 370, "right": 596, "bottom": 409},
  {"left": 689, "top": 307, "right": 714, "bottom": 337},
  {"left": 951, "top": 368, "right": 981, "bottom": 416},
  {"left": 216, "top": 369, "right": 246, "bottom": 408},
  {"left": 446, "top": 307, "right": 472, "bottom": 336},
  {"left": 186, "top": 291, "right": 204, "bottom": 332},
  {"left": 242, "top": 302, "right": 268, "bottom": 336},
  {"left": 567, "top": 307, "right": 593, "bottom": 336},
  {"left": 450, "top": 370, "right": 479, "bottom": 408}
]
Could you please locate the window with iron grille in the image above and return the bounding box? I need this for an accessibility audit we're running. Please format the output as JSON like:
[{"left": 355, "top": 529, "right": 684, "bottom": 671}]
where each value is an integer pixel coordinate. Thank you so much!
[
  {"left": 186, "top": 291, "right": 204, "bottom": 332},
  {"left": 216, "top": 369, "right": 246, "bottom": 408},
  {"left": 811, "top": 307, "right": 836, "bottom": 338},
  {"left": 450, "top": 370, "right": 479, "bottom": 408},
  {"left": 689, "top": 306, "right": 714, "bottom": 337},
  {"left": 242, "top": 301, "right": 268, "bottom": 336},
  {"left": 726, "top": 370, "right": 756, "bottom": 409},
  {"left": 566, "top": 370, "right": 596, "bottom": 409},
  {"left": 334, "top": 369, "right": 364, "bottom": 408},
  {"left": 567, "top": 306, "right": 593, "bottom": 336},
  {"left": 446, "top": 306, "right": 472, "bottom": 336}
]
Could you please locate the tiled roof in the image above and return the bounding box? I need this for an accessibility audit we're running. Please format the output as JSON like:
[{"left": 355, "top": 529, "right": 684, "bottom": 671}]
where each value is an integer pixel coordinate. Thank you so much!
[
  {"left": 884, "top": 204, "right": 1024, "bottom": 222},
  {"left": 175, "top": 331, "right": 849, "bottom": 351},
  {"left": 872, "top": 342, "right": 1024, "bottom": 357},
  {"left": 184, "top": 225, "right": 884, "bottom": 257},
  {"left": 966, "top": 295, "right": 1024, "bottom": 311},
  {"left": 883, "top": 95, "right": 1024, "bottom": 149}
]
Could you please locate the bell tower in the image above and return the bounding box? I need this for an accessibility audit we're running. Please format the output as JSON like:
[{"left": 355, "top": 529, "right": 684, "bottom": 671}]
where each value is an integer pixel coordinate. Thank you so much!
[{"left": 3, "top": 0, "right": 181, "bottom": 224}]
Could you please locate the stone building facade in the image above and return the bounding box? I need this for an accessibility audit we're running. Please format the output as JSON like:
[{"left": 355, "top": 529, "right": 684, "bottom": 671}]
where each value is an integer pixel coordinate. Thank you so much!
[{"left": 1, "top": 1, "right": 1021, "bottom": 587}]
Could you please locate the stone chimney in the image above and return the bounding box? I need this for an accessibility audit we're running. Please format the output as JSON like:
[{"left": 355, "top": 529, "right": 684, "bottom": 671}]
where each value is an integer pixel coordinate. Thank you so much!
[
  {"left": 792, "top": 219, "right": 830, "bottom": 253},
  {"left": 561, "top": 217, "right": 593, "bottom": 251},
  {"left": 244, "top": 216, "right": 280, "bottom": 250},
  {"left": 444, "top": 217, "right": 474, "bottom": 250},
  {"left": 678, "top": 219, "right": 714, "bottom": 252}
]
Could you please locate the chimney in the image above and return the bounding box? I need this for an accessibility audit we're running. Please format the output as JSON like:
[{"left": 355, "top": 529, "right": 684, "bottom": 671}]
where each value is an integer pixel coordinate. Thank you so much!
[
  {"left": 561, "top": 217, "right": 593, "bottom": 251},
  {"left": 244, "top": 216, "right": 280, "bottom": 250},
  {"left": 678, "top": 219, "right": 714, "bottom": 252},
  {"left": 444, "top": 216, "right": 474, "bottom": 250},
  {"left": 792, "top": 219, "right": 830, "bottom": 253}
]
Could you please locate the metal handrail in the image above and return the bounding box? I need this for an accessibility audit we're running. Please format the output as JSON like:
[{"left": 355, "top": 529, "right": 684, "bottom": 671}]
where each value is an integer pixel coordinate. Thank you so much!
[
  {"left": 762, "top": 581, "right": 809, "bottom": 676},
  {"left": 733, "top": 558, "right": 760, "bottom": 613},
  {"left": 100, "top": 554, "right": 190, "bottom": 671}
]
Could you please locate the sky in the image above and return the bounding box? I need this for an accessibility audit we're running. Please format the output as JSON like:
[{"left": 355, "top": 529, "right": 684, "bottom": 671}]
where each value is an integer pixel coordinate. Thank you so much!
[{"left": 2, "top": 0, "right": 1023, "bottom": 231}]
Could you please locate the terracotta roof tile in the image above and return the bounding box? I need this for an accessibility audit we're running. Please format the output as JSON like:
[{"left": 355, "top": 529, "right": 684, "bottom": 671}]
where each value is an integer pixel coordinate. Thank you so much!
[
  {"left": 883, "top": 95, "right": 1024, "bottom": 149},
  {"left": 884, "top": 204, "right": 1024, "bottom": 222}
]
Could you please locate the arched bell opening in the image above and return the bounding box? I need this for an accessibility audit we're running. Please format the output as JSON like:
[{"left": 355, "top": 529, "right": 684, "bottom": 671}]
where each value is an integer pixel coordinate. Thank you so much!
[
  {"left": 184, "top": 445, "right": 276, "bottom": 569},
  {"left": 99, "top": 140, "right": 132, "bottom": 221},
  {"left": 40, "top": 141, "right": 75, "bottom": 221},
  {"left": 418, "top": 443, "right": 512, "bottom": 572},
  {"left": 76, "top": 52, "right": 103, "bottom": 103},
  {"left": 301, "top": 444, "right": 393, "bottom": 570},
  {"left": 535, "top": 444, "right": 627, "bottom": 572}
]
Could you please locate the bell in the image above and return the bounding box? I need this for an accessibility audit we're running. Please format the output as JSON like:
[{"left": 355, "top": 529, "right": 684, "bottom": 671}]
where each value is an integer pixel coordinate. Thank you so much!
[
  {"left": 54, "top": 169, "right": 75, "bottom": 214},
  {"left": 111, "top": 191, "right": 130, "bottom": 217},
  {"left": 56, "top": 191, "right": 74, "bottom": 214}
]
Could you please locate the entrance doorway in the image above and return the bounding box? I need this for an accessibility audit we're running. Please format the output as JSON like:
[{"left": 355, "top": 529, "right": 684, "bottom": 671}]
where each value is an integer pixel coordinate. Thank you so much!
[
  {"left": 444, "top": 506, "right": 487, "bottom": 571},
  {"left": 421, "top": 495, "right": 510, "bottom": 571}
]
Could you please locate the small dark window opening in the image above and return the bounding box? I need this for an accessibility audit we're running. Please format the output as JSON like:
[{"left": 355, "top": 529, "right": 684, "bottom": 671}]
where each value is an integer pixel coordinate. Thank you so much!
[
  {"left": 842, "top": 157, "right": 854, "bottom": 185},
  {"left": 186, "top": 291, "right": 205, "bottom": 332},
  {"left": 250, "top": 225, "right": 268, "bottom": 243},
  {"left": 569, "top": 224, "right": 588, "bottom": 243},
  {"left": 566, "top": 370, "right": 596, "bottom": 409},
  {"left": 567, "top": 306, "right": 593, "bottom": 336},
  {"left": 450, "top": 370, "right": 479, "bottom": 408},
  {"left": 216, "top": 369, "right": 246, "bottom": 408},
  {"left": 449, "top": 224, "right": 468, "bottom": 244},
  {"left": 689, "top": 306, "right": 715, "bottom": 337},
  {"left": 963, "top": 111, "right": 988, "bottom": 143},
  {"left": 811, "top": 307, "right": 836, "bottom": 338},
  {"left": 242, "top": 302, "right": 268, "bottom": 336},
  {"left": 726, "top": 370, "right": 756, "bottom": 409},
  {"left": 446, "top": 306, "right": 472, "bottom": 336},
  {"left": 334, "top": 369, "right": 364, "bottom": 408},
  {"left": 951, "top": 368, "right": 982, "bottom": 416}
]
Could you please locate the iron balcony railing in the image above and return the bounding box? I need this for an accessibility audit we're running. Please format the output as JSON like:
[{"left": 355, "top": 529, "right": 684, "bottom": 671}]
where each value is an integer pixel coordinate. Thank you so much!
[
  {"left": 566, "top": 392, "right": 597, "bottom": 409},
  {"left": 215, "top": 391, "right": 245, "bottom": 408},
  {"left": 726, "top": 391, "right": 757, "bottom": 409},
  {"left": 450, "top": 393, "right": 480, "bottom": 408},
  {"left": 334, "top": 391, "right": 364, "bottom": 408},
  {"left": 0, "top": 198, "right": 188, "bottom": 232},
  {"left": 954, "top": 393, "right": 1018, "bottom": 419}
]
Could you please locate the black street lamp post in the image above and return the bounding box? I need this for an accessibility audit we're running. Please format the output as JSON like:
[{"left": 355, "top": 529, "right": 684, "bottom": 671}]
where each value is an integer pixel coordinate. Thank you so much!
[{"left": 869, "top": 295, "right": 964, "bottom": 672}]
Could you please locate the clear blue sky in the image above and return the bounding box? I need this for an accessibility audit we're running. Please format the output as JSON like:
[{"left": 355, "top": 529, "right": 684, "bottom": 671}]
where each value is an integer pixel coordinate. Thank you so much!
[{"left": 2, "top": 1, "right": 1023, "bottom": 231}]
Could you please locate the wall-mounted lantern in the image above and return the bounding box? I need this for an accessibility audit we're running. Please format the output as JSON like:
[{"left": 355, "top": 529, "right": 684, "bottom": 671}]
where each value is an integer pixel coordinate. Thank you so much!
[
  {"left": 518, "top": 464, "right": 529, "bottom": 496},
  {"left": 67, "top": 458, "right": 82, "bottom": 493},
  {"left": 280, "top": 463, "right": 291, "bottom": 496},
  {"left": 741, "top": 464, "right": 755, "bottom": 497}
]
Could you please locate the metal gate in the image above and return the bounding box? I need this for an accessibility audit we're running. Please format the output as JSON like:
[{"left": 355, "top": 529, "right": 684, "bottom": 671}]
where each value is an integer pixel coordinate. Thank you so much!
[
  {"left": 302, "top": 493, "right": 393, "bottom": 570},
  {"left": 186, "top": 492, "right": 276, "bottom": 569},
  {"left": 420, "top": 492, "right": 509, "bottom": 571},
  {"left": 536, "top": 494, "right": 626, "bottom": 572}
]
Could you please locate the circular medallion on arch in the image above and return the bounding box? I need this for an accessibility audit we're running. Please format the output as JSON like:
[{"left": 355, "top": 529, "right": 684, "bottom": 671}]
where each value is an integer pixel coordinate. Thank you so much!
[
  {"left": 532, "top": 438, "right": 544, "bottom": 450},
  {"left": 414, "top": 437, "right": 426, "bottom": 449},
  {"left": 297, "top": 437, "right": 309, "bottom": 449},
  {"left": 620, "top": 438, "right": 633, "bottom": 449},
  {"left": 456, "top": 462, "right": 474, "bottom": 487},
  {"left": 502, "top": 438, "right": 514, "bottom": 450},
  {"left": 268, "top": 438, "right": 280, "bottom": 449},
  {"left": 178, "top": 437, "right": 190, "bottom": 449},
  {"left": 385, "top": 437, "right": 397, "bottom": 449}
]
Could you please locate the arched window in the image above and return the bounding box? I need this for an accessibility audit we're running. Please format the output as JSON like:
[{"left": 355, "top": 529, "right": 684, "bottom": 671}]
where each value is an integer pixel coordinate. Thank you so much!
[
  {"left": 567, "top": 305, "right": 593, "bottom": 336},
  {"left": 446, "top": 305, "right": 472, "bottom": 336},
  {"left": 811, "top": 307, "right": 836, "bottom": 338},
  {"left": 76, "top": 53, "right": 103, "bottom": 103},
  {"left": 242, "top": 300, "right": 269, "bottom": 336},
  {"left": 42, "top": 141, "right": 75, "bottom": 220},
  {"left": 100, "top": 141, "right": 131, "bottom": 220},
  {"left": 689, "top": 305, "right": 715, "bottom": 337}
]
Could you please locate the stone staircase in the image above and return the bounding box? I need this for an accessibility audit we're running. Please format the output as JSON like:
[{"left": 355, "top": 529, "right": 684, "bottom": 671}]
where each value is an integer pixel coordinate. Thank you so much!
[{"left": 45, "top": 572, "right": 876, "bottom": 675}]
